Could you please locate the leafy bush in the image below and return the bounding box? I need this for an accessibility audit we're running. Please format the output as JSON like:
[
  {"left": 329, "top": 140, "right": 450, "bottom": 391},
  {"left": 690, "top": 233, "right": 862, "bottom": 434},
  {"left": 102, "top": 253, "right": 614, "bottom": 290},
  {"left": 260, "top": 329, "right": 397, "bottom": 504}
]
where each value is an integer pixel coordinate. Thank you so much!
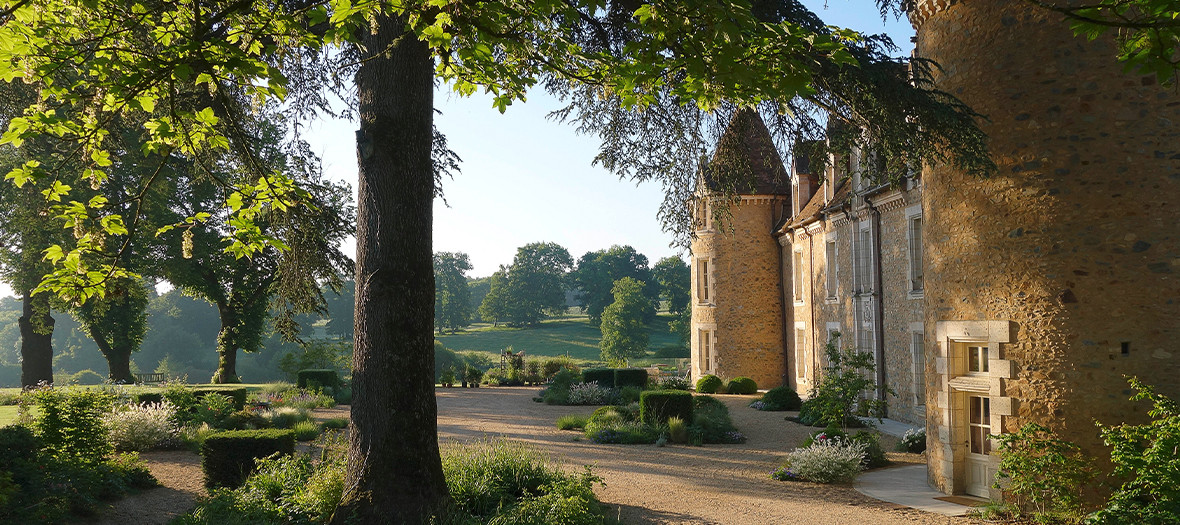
[
  {"left": 851, "top": 431, "right": 888, "bottom": 469},
  {"left": 19, "top": 386, "right": 113, "bottom": 467},
  {"left": 161, "top": 381, "right": 202, "bottom": 425},
  {"left": 582, "top": 368, "right": 614, "bottom": 388},
  {"left": 695, "top": 374, "right": 722, "bottom": 394},
  {"left": 251, "top": 387, "right": 335, "bottom": 410},
  {"left": 296, "top": 369, "right": 340, "bottom": 391},
  {"left": 441, "top": 438, "right": 603, "bottom": 522},
  {"left": 321, "top": 417, "right": 349, "bottom": 430},
  {"left": 639, "top": 390, "right": 693, "bottom": 426},
  {"left": 556, "top": 414, "right": 589, "bottom": 430},
  {"left": 753, "top": 385, "right": 802, "bottom": 411},
  {"left": 439, "top": 367, "right": 457, "bottom": 386},
  {"left": 1090, "top": 378, "right": 1180, "bottom": 525},
  {"left": 192, "top": 388, "right": 248, "bottom": 410},
  {"left": 67, "top": 369, "right": 107, "bottom": 385},
  {"left": 657, "top": 377, "right": 691, "bottom": 390},
  {"left": 567, "top": 382, "right": 616, "bottom": 406},
  {"left": 726, "top": 377, "right": 758, "bottom": 395},
  {"left": 465, "top": 365, "right": 485, "bottom": 386},
  {"left": 690, "top": 395, "right": 744, "bottom": 444},
  {"left": 784, "top": 438, "right": 867, "bottom": 483},
  {"left": 197, "top": 393, "right": 237, "bottom": 428},
  {"left": 260, "top": 382, "right": 295, "bottom": 395},
  {"left": 201, "top": 429, "right": 296, "bottom": 489},
  {"left": 540, "top": 357, "right": 581, "bottom": 379},
  {"left": 991, "top": 422, "right": 1093, "bottom": 522},
  {"left": 667, "top": 416, "right": 688, "bottom": 444},
  {"left": 617, "top": 386, "right": 643, "bottom": 405},
  {"left": 104, "top": 401, "right": 180, "bottom": 451},
  {"left": 292, "top": 420, "right": 320, "bottom": 442},
  {"left": 541, "top": 368, "right": 581, "bottom": 405},
  {"left": 583, "top": 405, "right": 657, "bottom": 444},
  {"left": 803, "top": 333, "right": 892, "bottom": 429},
  {"left": 260, "top": 407, "right": 312, "bottom": 429},
  {"left": 333, "top": 386, "right": 352, "bottom": 405},
  {"left": 897, "top": 427, "right": 927, "bottom": 453},
  {"left": 613, "top": 368, "right": 648, "bottom": 388}
]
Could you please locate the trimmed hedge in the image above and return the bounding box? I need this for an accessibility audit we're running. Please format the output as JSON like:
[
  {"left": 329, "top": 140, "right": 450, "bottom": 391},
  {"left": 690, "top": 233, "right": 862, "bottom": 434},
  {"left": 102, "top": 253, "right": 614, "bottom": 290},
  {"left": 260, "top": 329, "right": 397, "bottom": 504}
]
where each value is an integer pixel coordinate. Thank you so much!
[
  {"left": 726, "top": 377, "right": 758, "bottom": 395},
  {"left": 582, "top": 368, "right": 615, "bottom": 388},
  {"left": 758, "top": 385, "right": 802, "bottom": 410},
  {"left": 193, "top": 388, "right": 248, "bottom": 410},
  {"left": 696, "top": 374, "right": 723, "bottom": 394},
  {"left": 201, "top": 429, "right": 295, "bottom": 489},
  {"left": 639, "top": 390, "right": 694, "bottom": 426},
  {"left": 613, "top": 368, "right": 648, "bottom": 388},
  {"left": 296, "top": 369, "right": 340, "bottom": 390}
]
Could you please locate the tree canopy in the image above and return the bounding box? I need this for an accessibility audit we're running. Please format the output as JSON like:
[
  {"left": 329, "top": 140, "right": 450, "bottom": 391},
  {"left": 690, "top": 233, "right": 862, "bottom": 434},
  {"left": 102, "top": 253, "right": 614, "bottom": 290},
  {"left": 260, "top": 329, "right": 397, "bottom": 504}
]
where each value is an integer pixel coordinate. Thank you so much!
[
  {"left": 433, "top": 251, "right": 472, "bottom": 333},
  {"left": 572, "top": 245, "right": 657, "bottom": 325},
  {"left": 599, "top": 276, "right": 651, "bottom": 365},
  {"left": 652, "top": 256, "right": 690, "bottom": 315}
]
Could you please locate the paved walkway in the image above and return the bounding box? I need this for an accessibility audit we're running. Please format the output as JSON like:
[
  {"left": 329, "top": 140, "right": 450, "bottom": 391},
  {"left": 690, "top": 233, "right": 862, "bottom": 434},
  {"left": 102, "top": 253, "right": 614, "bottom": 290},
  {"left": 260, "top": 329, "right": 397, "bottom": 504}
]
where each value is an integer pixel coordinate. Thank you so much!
[
  {"left": 875, "top": 417, "right": 921, "bottom": 438},
  {"left": 856, "top": 465, "right": 984, "bottom": 517}
]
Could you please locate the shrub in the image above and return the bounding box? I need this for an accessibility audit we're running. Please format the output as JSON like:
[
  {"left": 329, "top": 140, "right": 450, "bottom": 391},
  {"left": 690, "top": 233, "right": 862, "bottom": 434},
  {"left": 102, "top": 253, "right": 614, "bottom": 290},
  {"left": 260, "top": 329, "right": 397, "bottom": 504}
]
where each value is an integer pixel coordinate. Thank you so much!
[
  {"left": 201, "top": 429, "right": 296, "bottom": 489},
  {"left": 582, "top": 368, "right": 614, "bottom": 388},
  {"left": 1091, "top": 379, "right": 1180, "bottom": 525},
  {"left": 260, "top": 382, "right": 295, "bottom": 395},
  {"left": 292, "top": 421, "right": 321, "bottom": 442},
  {"left": 898, "top": 427, "right": 927, "bottom": 453},
  {"left": 658, "top": 377, "right": 691, "bottom": 390},
  {"left": 221, "top": 409, "right": 271, "bottom": 431},
  {"left": 556, "top": 414, "right": 589, "bottom": 431},
  {"left": 990, "top": 423, "right": 1094, "bottom": 521},
  {"left": 193, "top": 388, "right": 249, "bottom": 410},
  {"left": 441, "top": 439, "right": 575, "bottom": 519},
  {"left": 804, "top": 333, "right": 893, "bottom": 429},
  {"left": 691, "top": 395, "right": 744, "bottom": 444},
  {"left": 333, "top": 386, "right": 352, "bottom": 405},
  {"left": 465, "top": 365, "right": 486, "bottom": 386},
  {"left": 613, "top": 368, "right": 648, "bottom": 388},
  {"left": 667, "top": 416, "right": 688, "bottom": 444},
  {"left": 652, "top": 346, "right": 689, "bottom": 358},
  {"left": 540, "top": 357, "right": 580, "bottom": 379},
  {"left": 567, "top": 382, "right": 615, "bottom": 405},
  {"left": 162, "top": 381, "right": 202, "bottom": 425},
  {"left": 105, "top": 401, "right": 180, "bottom": 451},
  {"left": 754, "top": 385, "right": 802, "bottom": 411},
  {"left": 197, "top": 392, "right": 237, "bottom": 428},
  {"left": 260, "top": 407, "right": 312, "bottom": 429},
  {"left": 851, "top": 431, "right": 888, "bottom": 469},
  {"left": 784, "top": 438, "right": 867, "bottom": 484},
  {"left": 770, "top": 466, "right": 803, "bottom": 482},
  {"left": 322, "top": 417, "right": 349, "bottom": 430},
  {"left": 639, "top": 390, "right": 694, "bottom": 426},
  {"left": 439, "top": 367, "right": 457, "bottom": 386},
  {"left": 68, "top": 369, "right": 107, "bottom": 385},
  {"left": 726, "top": 377, "right": 758, "bottom": 395},
  {"left": 252, "top": 387, "right": 335, "bottom": 410},
  {"left": 695, "top": 374, "right": 722, "bottom": 394},
  {"left": 586, "top": 421, "right": 658, "bottom": 444},
  {"left": 296, "top": 369, "right": 340, "bottom": 391},
  {"left": 541, "top": 368, "right": 581, "bottom": 405},
  {"left": 617, "top": 385, "right": 643, "bottom": 404},
  {"left": 20, "top": 386, "right": 113, "bottom": 467}
]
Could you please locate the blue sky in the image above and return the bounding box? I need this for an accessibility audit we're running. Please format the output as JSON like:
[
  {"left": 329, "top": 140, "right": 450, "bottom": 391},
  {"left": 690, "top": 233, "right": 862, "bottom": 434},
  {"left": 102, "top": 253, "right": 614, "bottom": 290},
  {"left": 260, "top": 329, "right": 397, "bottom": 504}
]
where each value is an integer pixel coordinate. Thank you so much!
[{"left": 0, "top": 2, "right": 913, "bottom": 298}]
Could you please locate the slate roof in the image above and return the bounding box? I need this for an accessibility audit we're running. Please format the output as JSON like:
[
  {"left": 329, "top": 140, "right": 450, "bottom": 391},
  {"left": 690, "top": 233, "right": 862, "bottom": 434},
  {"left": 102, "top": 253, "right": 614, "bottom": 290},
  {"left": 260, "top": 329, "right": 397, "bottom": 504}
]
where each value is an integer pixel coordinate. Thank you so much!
[
  {"left": 700, "top": 109, "right": 790, "bottom": 195},
  {"left": 779, "top": 177, "right": 851, "bottom": 232}
]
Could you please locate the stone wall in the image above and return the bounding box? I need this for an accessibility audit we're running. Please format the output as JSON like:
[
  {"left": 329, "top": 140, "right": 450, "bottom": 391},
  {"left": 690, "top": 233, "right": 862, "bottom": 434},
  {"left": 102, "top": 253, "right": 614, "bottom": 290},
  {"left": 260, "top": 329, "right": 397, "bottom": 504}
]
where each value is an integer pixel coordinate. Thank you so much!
[
  {"left": 691, "top": 196, "right": 788, "bottom": 389},
  {"left": 876, "top": 192, "right": 925, "bottom": 425},
  {"left": 914, "top": 0, "right": 1180, "bottom": 497}
]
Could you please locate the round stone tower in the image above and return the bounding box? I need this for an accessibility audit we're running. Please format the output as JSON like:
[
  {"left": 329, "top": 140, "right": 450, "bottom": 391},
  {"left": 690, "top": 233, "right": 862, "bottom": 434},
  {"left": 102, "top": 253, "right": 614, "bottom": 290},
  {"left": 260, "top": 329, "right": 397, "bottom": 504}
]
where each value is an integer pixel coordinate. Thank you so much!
[
  {"left": 690, "top": 109, "right": 790, "bottom": 389},
  {"left": 912, "top": 1, "right": 1180, "bottom": 498}
]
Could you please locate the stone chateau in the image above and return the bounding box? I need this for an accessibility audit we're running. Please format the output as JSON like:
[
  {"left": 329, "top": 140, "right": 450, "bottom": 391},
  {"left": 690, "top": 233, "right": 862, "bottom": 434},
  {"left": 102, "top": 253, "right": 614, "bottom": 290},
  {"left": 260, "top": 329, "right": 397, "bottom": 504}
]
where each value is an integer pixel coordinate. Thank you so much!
[{"left": 690, "top": 0, "right": 1179, "bottom": 500}]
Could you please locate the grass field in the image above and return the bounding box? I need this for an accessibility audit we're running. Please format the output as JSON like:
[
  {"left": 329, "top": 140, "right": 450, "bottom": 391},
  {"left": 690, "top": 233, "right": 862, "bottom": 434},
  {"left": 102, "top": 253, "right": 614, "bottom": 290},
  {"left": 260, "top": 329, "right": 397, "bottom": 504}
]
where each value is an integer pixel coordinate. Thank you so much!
[
  {"left": 437, "top": 312, "right": 683, "bottom": 362},
  {"left": 0, "top": 405, "right": 18, "bottom": 427}
]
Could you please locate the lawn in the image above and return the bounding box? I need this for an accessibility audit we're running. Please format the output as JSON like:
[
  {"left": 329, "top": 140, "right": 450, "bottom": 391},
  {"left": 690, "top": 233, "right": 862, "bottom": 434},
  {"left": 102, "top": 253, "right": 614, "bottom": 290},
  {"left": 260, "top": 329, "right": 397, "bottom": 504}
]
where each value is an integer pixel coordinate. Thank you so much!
[
  {"left": 0, "top": 405, "right": 17, "bottom": 427},
  {"left": 437, "top": 312, "right": 683, "bottom": 362}
]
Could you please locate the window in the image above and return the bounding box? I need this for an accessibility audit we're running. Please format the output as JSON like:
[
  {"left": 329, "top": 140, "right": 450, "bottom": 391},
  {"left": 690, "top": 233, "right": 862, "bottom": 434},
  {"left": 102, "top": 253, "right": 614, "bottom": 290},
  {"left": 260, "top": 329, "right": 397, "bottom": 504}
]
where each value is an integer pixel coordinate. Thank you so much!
[
  {"left": 825, "top": 238, "right": 838, "bottom": 299},
  {"left": 854, "top": 225, "right": 873, "bottom": 294},
  {"left": 967, "top": 345, "right": 989, "bottom": 376},
  {"left": 912, "top": 330, "right": 926, "bottom": 405},
  {"left": 795, "top": 325, "right": 807, "bottom": 380},
  {"left": 698, "top": 329, "right": 714, "bottom": 373},
  {"left": 792, "top": 249, "right": 804, "bottom": 303},
  {"left": 908, "top": 215, "right": 924, "bottom": 293},
  {"left": 969, "top": 396, "right": 991, "bottom": 455},
  {"left": 694, "top": 198, "right": 711, "bottom": 231},
  {"left": 696, "top": 259, "right": 710, "bottom": 303}
]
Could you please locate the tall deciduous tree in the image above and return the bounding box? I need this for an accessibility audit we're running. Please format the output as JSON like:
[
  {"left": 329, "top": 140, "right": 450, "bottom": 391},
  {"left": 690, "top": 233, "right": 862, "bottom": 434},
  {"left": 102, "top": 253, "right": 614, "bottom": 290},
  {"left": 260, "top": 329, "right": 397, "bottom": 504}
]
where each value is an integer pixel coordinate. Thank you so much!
[
  {"left": 70, "top": 276, "right": 149, "bottom": 383},
  {"left": 600, "top": 277, "right": 651, "bottom": 365},
  {"left": 652, "top": 256, "right": 690, "bottom": 315},
  {"left": 477, "top": 268, "right": 510, "bottom": 327},
  {"left": 505, "top": 242, "right": 573, "bottom": 326},
  {"left": 433, "top": 251, "right": 471, "bottom": 333},
  {"left": 572, "top": 245, "right": 658, "bottom": 325}
]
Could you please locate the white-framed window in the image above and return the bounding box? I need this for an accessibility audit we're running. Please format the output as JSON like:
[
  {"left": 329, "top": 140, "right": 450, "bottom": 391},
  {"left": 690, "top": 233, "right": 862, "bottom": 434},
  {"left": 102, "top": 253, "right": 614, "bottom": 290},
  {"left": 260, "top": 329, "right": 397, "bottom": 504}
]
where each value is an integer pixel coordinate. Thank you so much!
[
  {"left": 694, "top": 198, "right": 711, "bottom": 232},
  {"left": 795, "top": 323, "right": 808, "bottom": 380},
  {"left": 966, "top": 344, "right": 990, "bottom": 376},
  {"left": 906, "top": 204, "right": 924, "bottom": 296},
  {"left": 792, "top": 248, "right": 805, "bottom": 304},
  {"left": 825, "top": 235, "right": 838, "bottom": 300},
  {"left": 911, "top": 323, "right": 926, "bottom": 407},
  {"left": 854, "top": 222, "right": 873, "bottom": 295},
  {"left": 696, "top": 258, "right": 711, "bottom": 304},
  {"left": 698, "top": 328, "right": 715, "bottom": 373}
]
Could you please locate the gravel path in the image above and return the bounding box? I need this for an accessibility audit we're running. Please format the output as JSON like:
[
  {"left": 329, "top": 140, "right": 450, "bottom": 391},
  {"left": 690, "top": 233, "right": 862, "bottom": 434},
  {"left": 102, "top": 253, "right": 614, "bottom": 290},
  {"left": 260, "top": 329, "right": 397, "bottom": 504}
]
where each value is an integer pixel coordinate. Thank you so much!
[{"left": 81, "top": 387, "right": 978, "bottom": 524}]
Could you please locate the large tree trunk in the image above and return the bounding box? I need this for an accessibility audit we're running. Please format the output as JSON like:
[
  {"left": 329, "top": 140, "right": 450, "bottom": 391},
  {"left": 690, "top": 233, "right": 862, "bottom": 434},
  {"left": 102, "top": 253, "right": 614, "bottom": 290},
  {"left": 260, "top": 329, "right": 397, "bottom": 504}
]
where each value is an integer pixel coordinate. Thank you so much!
[
  {"left": 91, "top": 334, "right": 135, "bottom": 384},
  {"left": 331, "top": 13, "right": 450, "bottom": 524},
  {"left": 211, "top": 307, "right": 240, "bottom": 384},
  {"left": 18, "top": 293, "right": 54, "bottom": 387}
]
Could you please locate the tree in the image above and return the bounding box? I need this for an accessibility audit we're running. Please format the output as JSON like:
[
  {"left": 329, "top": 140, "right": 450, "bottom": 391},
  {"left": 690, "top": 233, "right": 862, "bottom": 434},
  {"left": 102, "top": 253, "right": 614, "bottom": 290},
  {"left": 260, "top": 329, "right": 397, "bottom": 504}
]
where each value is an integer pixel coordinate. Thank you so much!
[
  {"left": 572, "top": 245, "right": 658, "bottom": 325},
  {"left": 322, "top": 279, "right": 356, "bottom": 341},
  {"left": 504, "top": 242, "right": 574, "bottom": 326},
  {"left": 477, "top": 268, "right": 510, "bottom": 327},
  {"left": 69, "top": 276, "right": 150, "bottom": 383},
  {"left": 433, "top": 251, "right": 472, "bottom": 333},
  {"left": 0, "top": 1, "right": 998, "bottom": 521},
  {"left": 599, "top": 277, "right": 651, "bottom": 365},
  {"left": 652, "top": 256, "right": 690, "bottom": 314}
]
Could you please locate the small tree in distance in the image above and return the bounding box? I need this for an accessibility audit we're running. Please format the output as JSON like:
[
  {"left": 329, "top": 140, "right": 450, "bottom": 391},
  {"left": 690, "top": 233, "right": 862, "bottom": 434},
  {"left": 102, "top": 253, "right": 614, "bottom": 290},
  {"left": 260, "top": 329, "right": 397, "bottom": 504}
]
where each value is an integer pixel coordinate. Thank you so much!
[{"left": 600, "top": 277, "right": 651, "bottom": 366}]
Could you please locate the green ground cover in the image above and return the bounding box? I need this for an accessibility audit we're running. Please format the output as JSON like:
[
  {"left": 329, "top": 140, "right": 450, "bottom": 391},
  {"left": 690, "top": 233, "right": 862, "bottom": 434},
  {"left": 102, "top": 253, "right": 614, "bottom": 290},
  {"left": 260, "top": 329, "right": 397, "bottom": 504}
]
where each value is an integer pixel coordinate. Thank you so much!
[
  {"left": 437, "top": 312, "right": 681, "bottom": 362},
  {"left": 0, "top": 405, "right": 17, "bottom": 426}
]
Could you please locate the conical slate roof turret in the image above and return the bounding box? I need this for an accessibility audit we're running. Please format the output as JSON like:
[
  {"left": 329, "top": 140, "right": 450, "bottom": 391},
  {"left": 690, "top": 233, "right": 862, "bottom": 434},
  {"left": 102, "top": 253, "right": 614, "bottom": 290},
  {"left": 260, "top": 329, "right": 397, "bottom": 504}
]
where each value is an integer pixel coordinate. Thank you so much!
[{"left": 700, "top": 108, "right": 790, "bottom": 195}]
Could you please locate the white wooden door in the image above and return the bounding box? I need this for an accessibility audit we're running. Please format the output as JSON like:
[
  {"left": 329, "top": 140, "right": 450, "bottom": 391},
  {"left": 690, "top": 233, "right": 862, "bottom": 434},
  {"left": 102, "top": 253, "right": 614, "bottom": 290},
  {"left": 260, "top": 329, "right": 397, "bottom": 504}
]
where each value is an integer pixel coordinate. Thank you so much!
[{"left": 965, "top": 395, "right": 992, "bottom": 497}]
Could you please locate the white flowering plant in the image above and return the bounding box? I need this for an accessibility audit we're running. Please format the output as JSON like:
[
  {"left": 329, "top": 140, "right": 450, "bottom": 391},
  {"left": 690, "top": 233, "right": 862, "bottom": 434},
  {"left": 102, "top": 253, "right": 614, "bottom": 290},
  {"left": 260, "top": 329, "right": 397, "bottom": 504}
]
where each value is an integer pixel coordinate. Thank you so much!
[
  {"left": 783, "top": 438, "right": 867, "bottom": 484},
  {"left": 105, "top": 401, "right": 180, "bottom": 451},
  {"left": 566, "top": 381, "right": 616, "bottom": 406}
]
